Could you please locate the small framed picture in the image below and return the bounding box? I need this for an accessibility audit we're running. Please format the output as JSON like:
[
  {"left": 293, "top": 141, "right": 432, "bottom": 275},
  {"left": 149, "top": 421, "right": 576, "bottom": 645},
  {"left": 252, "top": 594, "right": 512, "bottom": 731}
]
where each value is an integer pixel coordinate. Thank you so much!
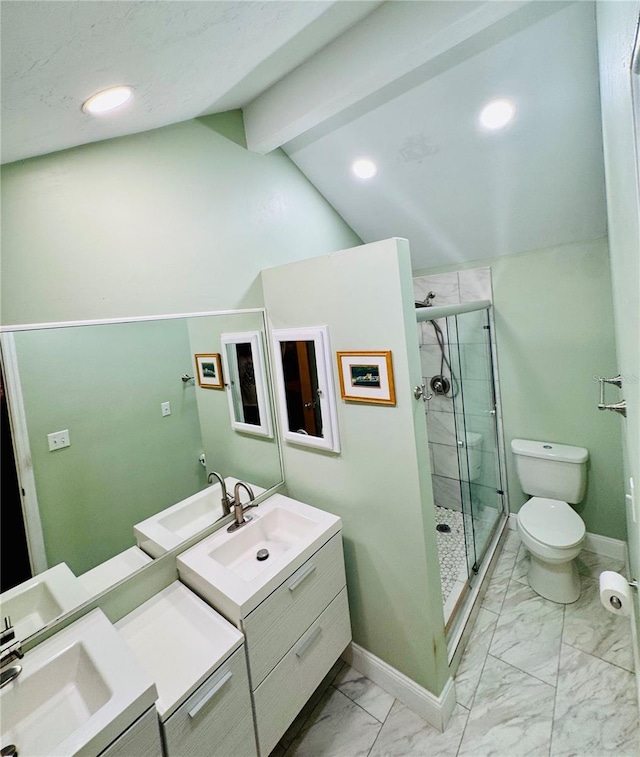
[
  {"left": 195, "top": 353, "right": 224, "bottom": 389},
  {"left": 336, "top": 351, "right": 396, "bottom": 405}
]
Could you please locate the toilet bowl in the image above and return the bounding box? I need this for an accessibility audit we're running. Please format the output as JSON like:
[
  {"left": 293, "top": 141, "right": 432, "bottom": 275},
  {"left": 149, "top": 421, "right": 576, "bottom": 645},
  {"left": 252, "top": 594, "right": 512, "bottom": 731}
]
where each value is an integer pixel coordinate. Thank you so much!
[
  {"left": 516, "top": 497, "right": 585, "bottom": 603},
  {"left": 511, "top": 439, "right": 589, "bottom": 604}
]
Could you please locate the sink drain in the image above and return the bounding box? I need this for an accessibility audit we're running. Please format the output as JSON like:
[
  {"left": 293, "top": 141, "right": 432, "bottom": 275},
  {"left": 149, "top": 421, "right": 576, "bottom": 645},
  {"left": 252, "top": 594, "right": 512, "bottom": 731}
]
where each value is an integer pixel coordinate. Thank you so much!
[
  {"left": 436, "top": 524, "right": 451, "bottom": 533},
  {"left": 256, "top": 549, "right": 269, "bottom": 561}
]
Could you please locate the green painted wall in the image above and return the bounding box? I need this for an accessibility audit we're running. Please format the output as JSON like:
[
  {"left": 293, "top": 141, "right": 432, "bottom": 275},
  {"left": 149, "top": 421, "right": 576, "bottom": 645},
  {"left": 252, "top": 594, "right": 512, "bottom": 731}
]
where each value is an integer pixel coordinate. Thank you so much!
[
  {"left": 13, "top": 320, "right": 206, "bottom": 575},
  {"left": 263, "top": 239, "right": 450, "bottom": 696},
  {"left": 0, "top": 111, "right": 361, "bottom": 326},
  {"left": 186, "top": 312, "right": 283, "bottom": 489},
  {"left": 596, "top": 0, "right": 640, "bottom": 663},
  {"left": 2, "top": 111, "right": 359, "bottom": 577},
  {"left": 415, "top": 237, "right": 626, "bottom": 541}
]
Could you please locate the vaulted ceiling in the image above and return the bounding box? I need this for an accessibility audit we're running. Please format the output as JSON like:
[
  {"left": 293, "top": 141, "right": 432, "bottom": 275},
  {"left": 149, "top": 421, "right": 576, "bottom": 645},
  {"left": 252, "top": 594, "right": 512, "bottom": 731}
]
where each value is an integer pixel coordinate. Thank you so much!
[{"left": 2, "top": 1, "right": 607, "bottom": 269}]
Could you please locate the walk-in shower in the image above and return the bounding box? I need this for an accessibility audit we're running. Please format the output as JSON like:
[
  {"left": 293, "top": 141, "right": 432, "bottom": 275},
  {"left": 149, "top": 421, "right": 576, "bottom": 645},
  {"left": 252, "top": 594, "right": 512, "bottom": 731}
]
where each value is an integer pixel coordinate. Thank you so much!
[{"left": 415, "top": 287, "right": 508, "bottom": 634}]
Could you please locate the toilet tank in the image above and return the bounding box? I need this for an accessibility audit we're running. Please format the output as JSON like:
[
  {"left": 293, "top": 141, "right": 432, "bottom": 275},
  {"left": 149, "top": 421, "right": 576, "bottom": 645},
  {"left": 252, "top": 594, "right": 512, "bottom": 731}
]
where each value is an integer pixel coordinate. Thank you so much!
[{"left": 511, "top": 439, "right": 588, "bottom": 503}]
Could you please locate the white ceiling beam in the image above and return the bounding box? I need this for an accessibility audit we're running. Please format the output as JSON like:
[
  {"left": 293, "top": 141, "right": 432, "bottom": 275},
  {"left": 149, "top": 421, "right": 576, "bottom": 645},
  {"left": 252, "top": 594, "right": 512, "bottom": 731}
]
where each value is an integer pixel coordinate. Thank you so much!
[{"left": 243, "top": 0, "right": 568, "bottom": 154}]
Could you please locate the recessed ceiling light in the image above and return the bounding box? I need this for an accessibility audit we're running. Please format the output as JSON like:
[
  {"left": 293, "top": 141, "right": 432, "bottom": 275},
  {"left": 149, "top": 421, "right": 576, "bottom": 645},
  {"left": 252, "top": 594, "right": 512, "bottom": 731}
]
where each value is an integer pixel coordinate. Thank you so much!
[
  {"left": 351, "top": 158, "right": 377, "bottom": 179},
  {"left": 82, "top": 85, "right": 134, "bottom": 115},
  {"left": 479, "top": 99, "right": 515, "bottom": 130}
]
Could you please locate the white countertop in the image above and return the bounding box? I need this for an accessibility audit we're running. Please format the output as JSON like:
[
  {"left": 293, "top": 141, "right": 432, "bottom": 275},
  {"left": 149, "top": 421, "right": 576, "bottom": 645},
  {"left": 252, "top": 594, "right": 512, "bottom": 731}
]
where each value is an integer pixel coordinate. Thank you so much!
[{"left": 116, "top": 581, "right": 244, "bottom": 721}]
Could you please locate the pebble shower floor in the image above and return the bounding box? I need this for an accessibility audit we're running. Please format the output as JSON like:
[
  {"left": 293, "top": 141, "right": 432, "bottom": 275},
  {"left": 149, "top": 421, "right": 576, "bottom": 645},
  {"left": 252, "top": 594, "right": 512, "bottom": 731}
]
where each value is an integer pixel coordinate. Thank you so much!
[{"left": 434, "top": 506, "right": 467, "bottom": 602}]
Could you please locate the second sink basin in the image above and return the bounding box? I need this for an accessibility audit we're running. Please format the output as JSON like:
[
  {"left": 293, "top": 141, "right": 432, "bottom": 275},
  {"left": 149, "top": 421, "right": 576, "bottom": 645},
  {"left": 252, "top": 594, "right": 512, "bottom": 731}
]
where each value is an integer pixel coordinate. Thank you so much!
[
  {"left": 1, "top": 641, "right": 111, "bottom": 756},
  {"left": 134, "top": 477, "right": 265, "bottom": 558},
  {"left": 0, "top": 609, "right": 157, "bottom": 757},
  {"left": 177, "top": 494, "right": 341, "bottom": 622},
  {"left": 0, "top": 564, "right": 90, "bottom": 642}
]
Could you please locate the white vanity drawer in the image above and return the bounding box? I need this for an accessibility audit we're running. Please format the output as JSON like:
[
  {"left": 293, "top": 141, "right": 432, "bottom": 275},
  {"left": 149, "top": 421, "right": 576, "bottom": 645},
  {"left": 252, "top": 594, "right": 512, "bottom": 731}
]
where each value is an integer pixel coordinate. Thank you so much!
[
  {"left": 162, "top": 646, "right": 257, "bottom": 757},
  {"left": 244, "top": 533, "right": 346, "bottom": 688},
  {"left": 99, "top": 707, "right": 162, "bottom": 757},
  {"left": 253, "top": 588, "right": 351, "bottom": 756}
]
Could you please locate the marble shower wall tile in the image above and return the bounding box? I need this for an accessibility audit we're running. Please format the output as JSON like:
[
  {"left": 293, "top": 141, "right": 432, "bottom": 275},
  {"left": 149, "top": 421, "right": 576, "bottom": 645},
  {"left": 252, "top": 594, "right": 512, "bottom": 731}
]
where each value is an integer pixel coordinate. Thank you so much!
[
  {"left": 431, "top": 474, "right": 462, "bottom": 510},
  {"left": 370, "top": 701, "right": 469, "bottom": 757},
  {"left": 455, "top": 607, "right": 499, "bottom": 709},
  {"left": 563, "top": 575, "right": 635, "bottom": 672},
  {"left": 420, "top": 344, "right": 447, "bottom": 378},
  {"left": 425, "top": 384, "right": 455, "bottom": 413},
  {"left": 414, "top": 273, "right": 460, "bottom": 306},
  {"left": 419, "top": 317, "right": 453, "bottom": 346},
  {"left": 431, "top": 443, "right": 460, "bottom": 480},
  {"left": 332, "top": 665, "right": 395, "bottom": 723},
  {"left": 457, "top": 654, "right": 555, "bottom": 757},
  {"left": 551, "top": 644, "right": 639, "bottom": 756},
  {"left": 284, "top": 687, "right": 382, "bottom": 757},
  {"left": 426, "top": 410, "right": 457, "bottom": 445},
  {"left": 489, "top": 580, "right": 565, "bottom": 685},
  {"left": 458, "top": 267, "right": 492, "bottom": 303}
]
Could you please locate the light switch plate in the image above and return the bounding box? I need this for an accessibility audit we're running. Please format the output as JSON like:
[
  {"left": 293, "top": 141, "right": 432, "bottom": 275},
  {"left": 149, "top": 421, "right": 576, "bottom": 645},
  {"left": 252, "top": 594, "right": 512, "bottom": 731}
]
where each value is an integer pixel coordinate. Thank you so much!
[
  {"left": 161, "top": 401, "right": 171, "bottom": 417},
  {"left": 48, "top": 429, "right": 70, "bottom": 451}
]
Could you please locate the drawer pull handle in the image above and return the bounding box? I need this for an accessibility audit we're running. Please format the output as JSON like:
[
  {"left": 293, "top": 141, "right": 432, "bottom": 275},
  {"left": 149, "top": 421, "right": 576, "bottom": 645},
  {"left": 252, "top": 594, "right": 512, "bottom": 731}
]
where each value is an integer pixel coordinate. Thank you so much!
[
  {"left": 188, "top": 671, "right": 232, "bottom": 719},
  {"left": 288, "top": 564, "right": 316, "bottom": 592},
  {"left": 295, "top": 626, "right": 323, "bottom": 658}
]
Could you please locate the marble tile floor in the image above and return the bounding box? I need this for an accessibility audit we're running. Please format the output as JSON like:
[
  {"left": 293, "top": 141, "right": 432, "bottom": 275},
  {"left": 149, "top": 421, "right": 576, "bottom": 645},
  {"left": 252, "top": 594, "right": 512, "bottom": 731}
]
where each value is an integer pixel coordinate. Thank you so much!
[{"left": 269, "top": 534, "right": 638, "bottom": 757}]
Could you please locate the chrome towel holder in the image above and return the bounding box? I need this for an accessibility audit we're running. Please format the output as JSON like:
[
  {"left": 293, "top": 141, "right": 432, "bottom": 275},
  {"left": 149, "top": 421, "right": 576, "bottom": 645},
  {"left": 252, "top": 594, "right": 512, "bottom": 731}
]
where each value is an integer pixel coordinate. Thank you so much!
[{"left": 597, "top": 375, "right": 627, "bottom": 417}]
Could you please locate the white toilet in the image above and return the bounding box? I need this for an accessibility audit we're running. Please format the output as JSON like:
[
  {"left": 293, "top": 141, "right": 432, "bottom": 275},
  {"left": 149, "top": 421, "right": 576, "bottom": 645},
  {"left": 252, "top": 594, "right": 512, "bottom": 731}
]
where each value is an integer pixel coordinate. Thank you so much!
[{"left": 511, "top": 439, "right": 588, "bottom": 604}]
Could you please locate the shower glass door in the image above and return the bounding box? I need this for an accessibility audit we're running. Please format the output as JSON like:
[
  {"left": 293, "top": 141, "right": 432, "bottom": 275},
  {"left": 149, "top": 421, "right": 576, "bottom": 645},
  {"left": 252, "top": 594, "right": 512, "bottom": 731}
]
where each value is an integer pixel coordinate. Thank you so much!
[{"left": 451, "top": 308, "right": 504, "bottom": 577}]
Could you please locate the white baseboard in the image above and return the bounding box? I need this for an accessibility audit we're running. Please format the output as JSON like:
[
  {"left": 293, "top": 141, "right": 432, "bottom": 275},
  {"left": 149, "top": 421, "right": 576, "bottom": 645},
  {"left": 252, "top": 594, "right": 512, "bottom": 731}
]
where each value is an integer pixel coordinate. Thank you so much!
[
  {"left": 341, "top": 642, "right": 456, "bottom": 732},
  {"left": 508, "top": 513, "right": 627, "bottom": 560}
]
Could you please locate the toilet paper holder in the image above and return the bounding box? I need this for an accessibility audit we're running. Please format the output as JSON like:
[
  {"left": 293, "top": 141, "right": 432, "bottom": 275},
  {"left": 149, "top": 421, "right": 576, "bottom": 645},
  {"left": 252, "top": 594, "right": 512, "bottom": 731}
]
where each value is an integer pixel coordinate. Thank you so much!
[{"left": 609, "top": 579, "right": 637, "bottom": 610}]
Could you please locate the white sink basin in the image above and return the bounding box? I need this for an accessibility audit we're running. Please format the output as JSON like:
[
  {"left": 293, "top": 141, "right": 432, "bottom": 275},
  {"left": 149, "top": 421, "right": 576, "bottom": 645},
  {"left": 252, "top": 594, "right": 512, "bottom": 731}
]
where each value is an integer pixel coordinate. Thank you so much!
[
  {"left": 0, "top": 609, "right": 157, "bottom": 757},
  {"left": 177, "top": 494, "right": 341, "bottom": 622},
  {"left": 0, "top": 564, "right": 90, "bottom": 642},
  {"left": 210, "top": 507, "right": 318, "bottom": 582},
  {"left": 134, "top": 478, "right": 265, "bottom": 558}
]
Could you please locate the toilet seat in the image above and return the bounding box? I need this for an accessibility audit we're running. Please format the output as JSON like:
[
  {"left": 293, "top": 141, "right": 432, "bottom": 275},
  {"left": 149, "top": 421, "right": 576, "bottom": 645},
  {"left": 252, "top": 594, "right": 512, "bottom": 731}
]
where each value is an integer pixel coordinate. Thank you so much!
[{"left": 518, "top": 497, "right": 585, "bottom": 549}]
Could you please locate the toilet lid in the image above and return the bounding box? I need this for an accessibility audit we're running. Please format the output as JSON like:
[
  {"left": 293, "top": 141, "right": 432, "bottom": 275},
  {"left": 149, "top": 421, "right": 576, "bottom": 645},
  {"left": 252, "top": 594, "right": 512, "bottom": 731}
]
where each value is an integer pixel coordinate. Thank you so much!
[{"left": 518, "top": 497, "right": 585, "bottom": 548}]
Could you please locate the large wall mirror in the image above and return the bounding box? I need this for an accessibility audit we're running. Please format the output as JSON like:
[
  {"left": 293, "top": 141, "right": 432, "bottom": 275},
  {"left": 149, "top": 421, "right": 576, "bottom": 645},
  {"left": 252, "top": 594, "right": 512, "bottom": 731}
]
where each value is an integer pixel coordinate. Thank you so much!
[{"left": 0, "top": 309, "right": 283, "bottom": 643}]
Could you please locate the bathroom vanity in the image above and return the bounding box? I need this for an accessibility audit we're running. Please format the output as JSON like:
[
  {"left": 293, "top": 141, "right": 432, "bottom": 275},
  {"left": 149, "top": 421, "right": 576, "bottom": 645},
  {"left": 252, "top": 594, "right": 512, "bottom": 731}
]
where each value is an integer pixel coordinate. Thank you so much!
[
  {"left": 177, "top": 493, "right": 351, "bottom": 756},
  {"left": 0, "top": 494, "right": 351, "bottom": 757},
  {"left": 116, "top": 582, "right": 256, "bottom": 757}
]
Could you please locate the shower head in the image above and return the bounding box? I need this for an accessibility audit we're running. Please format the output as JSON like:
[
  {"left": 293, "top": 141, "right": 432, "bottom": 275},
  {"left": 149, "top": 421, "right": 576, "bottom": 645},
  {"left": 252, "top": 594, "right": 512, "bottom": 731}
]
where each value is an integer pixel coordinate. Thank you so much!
[{"left": 415, "top": 291, "right": 436, "bottom": 308}]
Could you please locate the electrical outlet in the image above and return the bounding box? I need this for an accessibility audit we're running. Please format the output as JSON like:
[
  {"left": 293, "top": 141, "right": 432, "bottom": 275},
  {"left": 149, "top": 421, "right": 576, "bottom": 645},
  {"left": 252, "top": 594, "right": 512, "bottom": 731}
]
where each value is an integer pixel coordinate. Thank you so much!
[
  {"left": 47, "top": 429, "right": 70, "bottom": 451},
  {"left": 161, "top": 401, "right": 171, "bottom": 417}
]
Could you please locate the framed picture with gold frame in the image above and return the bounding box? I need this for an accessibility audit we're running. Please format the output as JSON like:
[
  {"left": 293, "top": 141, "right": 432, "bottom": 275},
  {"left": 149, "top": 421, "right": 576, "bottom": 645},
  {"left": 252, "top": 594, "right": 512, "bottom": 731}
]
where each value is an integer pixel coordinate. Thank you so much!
[
  {"left": 195, "top": 353, "right": 224, "bottom": 389},
  {"left": 336, "top": 351, "right": 396, "bottom": 405}
]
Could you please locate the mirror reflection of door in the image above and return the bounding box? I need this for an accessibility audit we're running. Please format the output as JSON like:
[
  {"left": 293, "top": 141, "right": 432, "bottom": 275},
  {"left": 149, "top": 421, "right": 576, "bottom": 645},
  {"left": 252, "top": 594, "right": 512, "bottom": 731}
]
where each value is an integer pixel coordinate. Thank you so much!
[
  {"left": 1, "top": 369, "right": 32, "bottom": 591},
  {"left": 280, "top": 340, "right": 323, "bottom": 437},
  {"left": 233, "top": 342, "right": 260, "bottom": 426}
]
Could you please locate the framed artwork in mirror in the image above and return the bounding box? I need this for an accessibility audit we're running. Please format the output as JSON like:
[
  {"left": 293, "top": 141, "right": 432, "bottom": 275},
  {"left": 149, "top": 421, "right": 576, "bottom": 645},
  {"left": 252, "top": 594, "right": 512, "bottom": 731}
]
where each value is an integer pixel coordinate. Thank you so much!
[
  {"left": 220, "top": 331, "right": 273, "bottom": 438},
  {"left": 272, "top": 326, "right": 340, "bottom": 453},
  {"left": 195, "top": 353, "right": 224, "bottom": 389},
  {"left": 337, "top": 351, "right": 396, "bottom": 405}
]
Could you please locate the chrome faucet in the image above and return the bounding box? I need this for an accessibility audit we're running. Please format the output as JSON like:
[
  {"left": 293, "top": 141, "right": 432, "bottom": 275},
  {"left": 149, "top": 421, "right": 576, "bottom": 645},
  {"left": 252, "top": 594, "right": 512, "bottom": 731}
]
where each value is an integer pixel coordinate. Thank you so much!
[
  {"left": 227, "top": 482, "right": 256, "bottom": 532},
  {"left": 1, "top": 618, "right": 23, "bottom": 689},
  {"left": 207, "top": 471, "right": 234, "bottom": 516}
]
